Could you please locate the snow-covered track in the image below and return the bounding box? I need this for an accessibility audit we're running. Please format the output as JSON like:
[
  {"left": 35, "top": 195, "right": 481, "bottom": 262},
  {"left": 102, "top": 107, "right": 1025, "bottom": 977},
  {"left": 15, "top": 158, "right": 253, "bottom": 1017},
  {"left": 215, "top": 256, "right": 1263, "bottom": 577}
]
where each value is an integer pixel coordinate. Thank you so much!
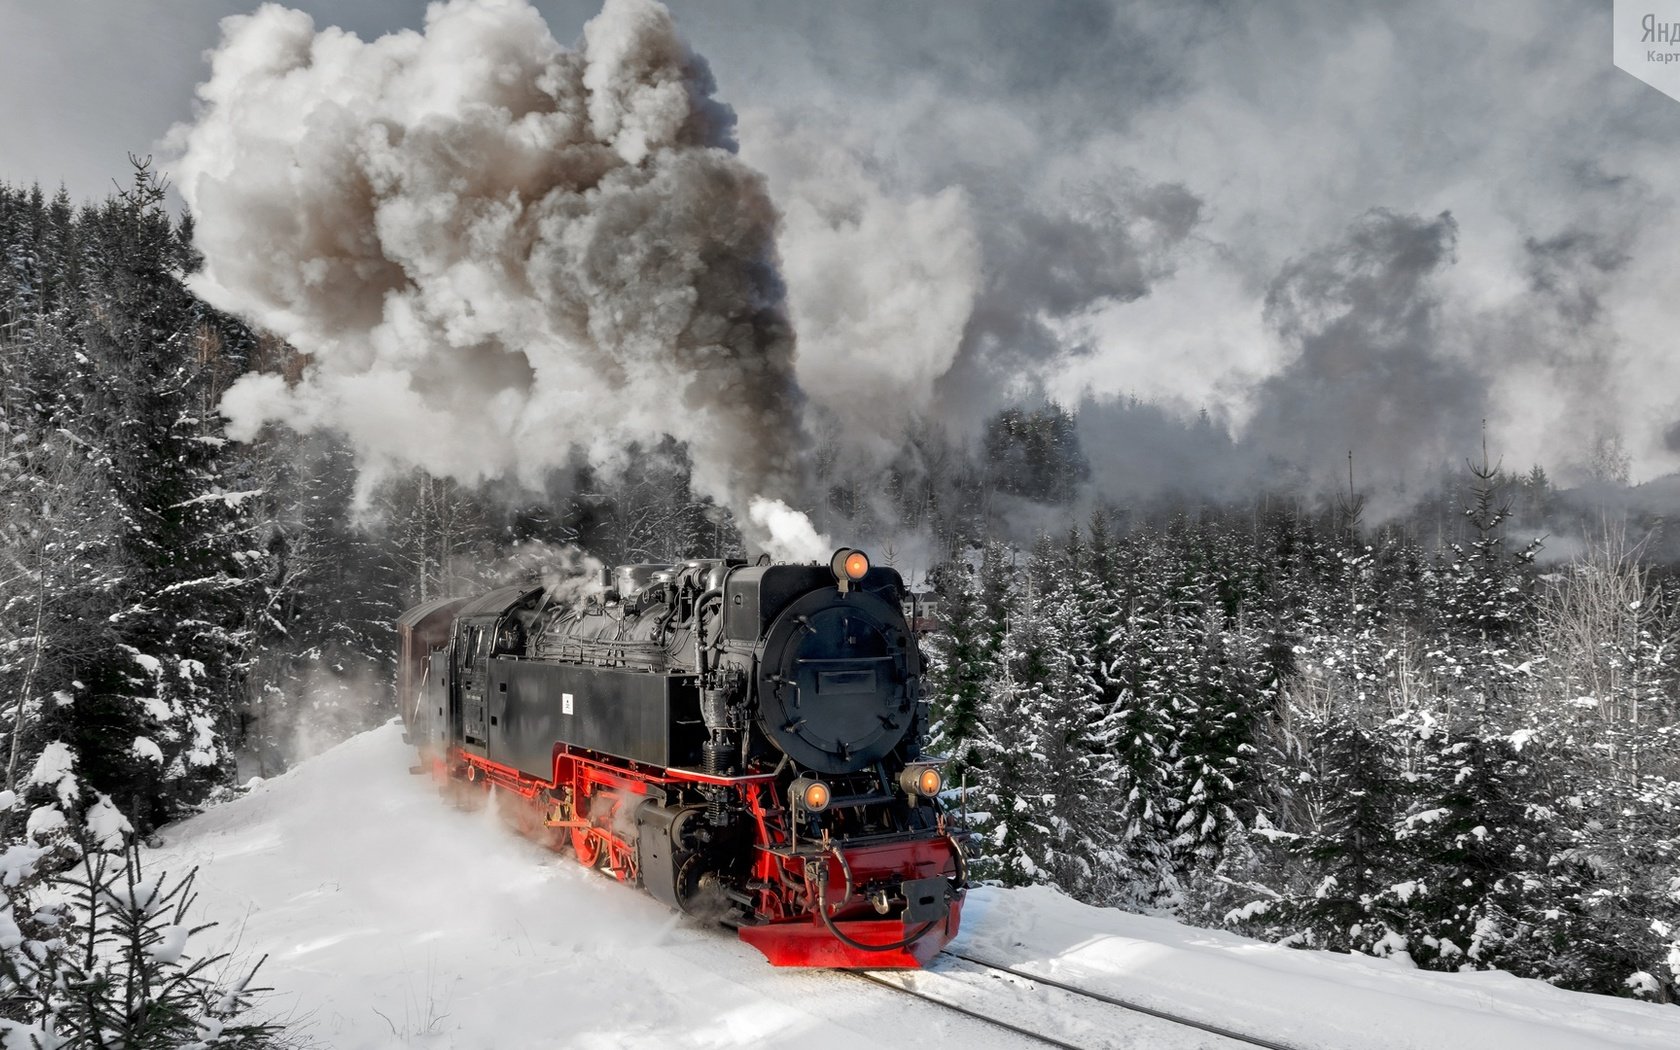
[
  {"left": 947, "top": 950, "right": 1309, "bottom": 1050},
  {"left": 852, "top": 951, "right": 1300, "bottom": 1050},
  {"left": 847, "top": 962, "right": 1087, "bottom": 1050}
]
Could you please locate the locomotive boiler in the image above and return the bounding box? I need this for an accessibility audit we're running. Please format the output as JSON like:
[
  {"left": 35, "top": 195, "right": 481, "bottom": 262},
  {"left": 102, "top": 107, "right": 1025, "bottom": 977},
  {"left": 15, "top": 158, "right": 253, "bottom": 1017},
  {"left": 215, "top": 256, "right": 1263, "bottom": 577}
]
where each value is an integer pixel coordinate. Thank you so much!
[{"left": 396, "top": 548, "right": 966, "bottom": 967}]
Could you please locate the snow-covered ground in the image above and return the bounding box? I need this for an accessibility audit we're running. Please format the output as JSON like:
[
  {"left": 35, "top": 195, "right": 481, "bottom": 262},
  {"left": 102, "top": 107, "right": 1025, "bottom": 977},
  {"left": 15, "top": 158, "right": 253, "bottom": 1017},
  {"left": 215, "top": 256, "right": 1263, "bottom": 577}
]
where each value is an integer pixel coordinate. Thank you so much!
[{"left": 150, "top": 725, "right": 1680, "bottom": 1049}]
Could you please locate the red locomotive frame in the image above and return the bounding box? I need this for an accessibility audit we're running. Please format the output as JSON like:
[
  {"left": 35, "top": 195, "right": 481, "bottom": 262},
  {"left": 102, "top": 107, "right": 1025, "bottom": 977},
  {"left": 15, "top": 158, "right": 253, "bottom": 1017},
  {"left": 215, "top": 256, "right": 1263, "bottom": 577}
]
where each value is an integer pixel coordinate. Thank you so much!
[{"left": 430, "top": 740, "right": 964, "bottom": 968}]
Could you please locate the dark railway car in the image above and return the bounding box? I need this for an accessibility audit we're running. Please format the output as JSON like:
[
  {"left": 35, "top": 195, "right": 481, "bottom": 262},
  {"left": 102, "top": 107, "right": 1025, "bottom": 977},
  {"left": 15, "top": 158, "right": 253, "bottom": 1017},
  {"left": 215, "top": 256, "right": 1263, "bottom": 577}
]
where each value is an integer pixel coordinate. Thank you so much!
[{"left": 397, "top": 548, "right": 966, "bottom": 967}]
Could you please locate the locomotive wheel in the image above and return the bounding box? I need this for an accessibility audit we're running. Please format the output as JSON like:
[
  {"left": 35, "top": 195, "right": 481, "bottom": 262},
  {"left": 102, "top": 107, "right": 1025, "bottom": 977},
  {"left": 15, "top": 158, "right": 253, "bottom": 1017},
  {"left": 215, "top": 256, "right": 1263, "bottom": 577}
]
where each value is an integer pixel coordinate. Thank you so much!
[
  {"left": 572, "top": 786, "right": 604, "bottom": 866},
  {"left": 673, "top": 853, "right": 733, "bottom": 921},
  {"left": 572, "top": 826, "right": 601, "bottom": 867},
  {"left": 529, "top": 791, "right": 568, "bottom": 853}
]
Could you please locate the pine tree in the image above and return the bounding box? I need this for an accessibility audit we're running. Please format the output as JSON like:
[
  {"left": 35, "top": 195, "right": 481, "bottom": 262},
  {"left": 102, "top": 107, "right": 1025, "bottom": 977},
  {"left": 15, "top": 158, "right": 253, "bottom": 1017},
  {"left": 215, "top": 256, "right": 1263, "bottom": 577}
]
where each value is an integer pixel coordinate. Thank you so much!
[
  {"left": 1018, "top": 533, "right": 1112, "bottom": 894},
  {"left": 1277, "top": 704, "right": 1410, "bottom": 953},
  {"left": 926, "top": 556, "right": 986, "bottom": 782},
  {"left": 1172, "top": 602, "right": 1261, "bottom": 879},
  {"left": 39, "top": 161, "right": 256, "bottom": 829},
  {"left": 1085, "top": 528, "right": 1177, "bottom": 907},
  {"left": 968, "top": 543, "right": 1061, "bottom": 887},
  {"left": 1396, "top": 729, "right": 1539, "bottom": 969},
  {"left": 0, "top": 818, "right": 284, "bottom": 1046}
]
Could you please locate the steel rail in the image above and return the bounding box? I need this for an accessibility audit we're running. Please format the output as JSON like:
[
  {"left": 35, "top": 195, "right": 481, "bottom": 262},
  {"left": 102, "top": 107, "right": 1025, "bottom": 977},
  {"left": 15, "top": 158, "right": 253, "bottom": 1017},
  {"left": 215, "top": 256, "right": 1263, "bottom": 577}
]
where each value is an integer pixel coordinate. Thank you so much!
[
  {"left": 843, "top": 970, "right": 1089, "bottom": 1050},
  {"left": 947, "top": 949, "right": 1310, "bottom": 1050}
]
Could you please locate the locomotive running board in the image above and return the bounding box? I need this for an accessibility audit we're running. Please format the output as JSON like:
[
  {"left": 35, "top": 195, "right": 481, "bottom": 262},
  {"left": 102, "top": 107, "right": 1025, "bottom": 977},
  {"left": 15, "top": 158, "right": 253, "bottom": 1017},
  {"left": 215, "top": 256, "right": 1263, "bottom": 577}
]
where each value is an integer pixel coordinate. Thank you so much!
[{"left": 737, "top": 897, "right": 963, "bottom": 969}]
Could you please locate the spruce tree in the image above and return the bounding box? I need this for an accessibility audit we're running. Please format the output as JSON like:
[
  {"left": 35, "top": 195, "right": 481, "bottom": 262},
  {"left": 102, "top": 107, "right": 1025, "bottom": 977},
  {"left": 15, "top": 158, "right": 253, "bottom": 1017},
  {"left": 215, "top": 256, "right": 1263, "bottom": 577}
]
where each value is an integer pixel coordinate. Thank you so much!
[
  {"left": 1087, "top": 528, "right": 1177, "bottom": 907},
  {"left": 926, "top": 556, "right": 986, "bottom": 782},
  {"left": 42, "top": 162, "right": 254, "bottom": 829},
  {"left": 968, "top": 543, "right": 1059, "bottom": 886}
]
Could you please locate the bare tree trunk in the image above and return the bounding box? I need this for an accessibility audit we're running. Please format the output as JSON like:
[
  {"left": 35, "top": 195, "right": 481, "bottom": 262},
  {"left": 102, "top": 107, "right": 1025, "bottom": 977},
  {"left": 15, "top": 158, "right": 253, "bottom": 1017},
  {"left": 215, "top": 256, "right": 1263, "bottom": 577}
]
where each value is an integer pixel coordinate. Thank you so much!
[{"left": 1536, "top": 523, "right": 1665, "bottom": 785}]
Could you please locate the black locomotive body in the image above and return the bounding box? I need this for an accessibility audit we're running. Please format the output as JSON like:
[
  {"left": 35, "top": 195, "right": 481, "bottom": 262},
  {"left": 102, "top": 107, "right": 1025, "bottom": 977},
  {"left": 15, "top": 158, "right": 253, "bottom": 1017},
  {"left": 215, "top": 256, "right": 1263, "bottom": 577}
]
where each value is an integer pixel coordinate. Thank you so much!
[{"left": 397, "top": 549, "right": 965, "bottom": 967}]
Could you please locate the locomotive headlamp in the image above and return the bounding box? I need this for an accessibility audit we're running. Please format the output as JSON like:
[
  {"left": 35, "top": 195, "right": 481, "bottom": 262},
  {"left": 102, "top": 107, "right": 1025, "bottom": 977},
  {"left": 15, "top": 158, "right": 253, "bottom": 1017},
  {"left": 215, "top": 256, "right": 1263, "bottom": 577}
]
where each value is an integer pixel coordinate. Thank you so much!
[
  {"left": 829, "top": 548, "right": 871, "bottom": 592},
  {"left": 791, "top": 776, "right": 832, "bottom": 813},
  {"left": 844, "top": 550, "right": 870, "bottom": 580},
  {"left": 898, "top": 763, "right": 944, "bottom": 799}
]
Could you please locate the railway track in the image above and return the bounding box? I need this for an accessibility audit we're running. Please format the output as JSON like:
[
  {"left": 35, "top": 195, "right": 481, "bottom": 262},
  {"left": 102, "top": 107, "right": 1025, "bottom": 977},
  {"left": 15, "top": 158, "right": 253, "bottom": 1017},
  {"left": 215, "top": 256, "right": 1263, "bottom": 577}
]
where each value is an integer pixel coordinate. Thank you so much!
[{"left": 850, "top": 949, "right": 1310, "bottom": 1050}]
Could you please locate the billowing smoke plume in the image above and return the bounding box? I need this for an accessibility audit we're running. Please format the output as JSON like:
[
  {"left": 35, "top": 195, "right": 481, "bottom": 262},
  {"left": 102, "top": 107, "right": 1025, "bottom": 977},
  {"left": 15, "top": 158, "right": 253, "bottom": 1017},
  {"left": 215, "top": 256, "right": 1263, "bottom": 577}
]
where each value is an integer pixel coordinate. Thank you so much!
[
  {"left": 744, "top": 118, "right": 982, "bottom": 461},
  {"left": 175, "top": 0, "right": 815, "bottom": 552},
  {"left": 1244, "top": 209, "right": 1479, "bottom": 496},
  {"left": 747, "top": 115, "right": 1205, "bottom": 455}
]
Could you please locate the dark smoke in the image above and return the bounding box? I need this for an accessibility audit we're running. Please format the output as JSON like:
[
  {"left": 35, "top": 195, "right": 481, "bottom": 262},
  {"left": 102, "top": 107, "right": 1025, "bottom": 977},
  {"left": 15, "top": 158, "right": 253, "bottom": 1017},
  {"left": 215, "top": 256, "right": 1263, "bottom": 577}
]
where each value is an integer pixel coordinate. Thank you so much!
[{"left": 1242, "top": 209, "right": 1476, "bottom": 497}]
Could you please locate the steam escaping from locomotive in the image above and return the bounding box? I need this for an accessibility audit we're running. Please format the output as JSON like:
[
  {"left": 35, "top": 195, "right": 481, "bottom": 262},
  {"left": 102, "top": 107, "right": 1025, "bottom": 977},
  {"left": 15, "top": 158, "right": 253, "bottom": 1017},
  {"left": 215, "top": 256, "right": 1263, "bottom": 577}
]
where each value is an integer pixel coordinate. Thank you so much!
[
  {"left": 747, "top": 497, "right": 831, "bottom": 563},
  {"left": 175, "top": 0, "right": 815, "bottom": 553}
]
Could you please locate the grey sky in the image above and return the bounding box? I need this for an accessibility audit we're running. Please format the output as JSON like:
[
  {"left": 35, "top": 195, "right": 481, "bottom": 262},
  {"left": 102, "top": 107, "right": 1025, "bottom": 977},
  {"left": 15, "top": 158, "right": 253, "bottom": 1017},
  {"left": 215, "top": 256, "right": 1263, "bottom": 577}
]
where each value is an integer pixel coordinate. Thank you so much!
[{"left": 5, "top": 0, "right": 1680, "bottom": 499}]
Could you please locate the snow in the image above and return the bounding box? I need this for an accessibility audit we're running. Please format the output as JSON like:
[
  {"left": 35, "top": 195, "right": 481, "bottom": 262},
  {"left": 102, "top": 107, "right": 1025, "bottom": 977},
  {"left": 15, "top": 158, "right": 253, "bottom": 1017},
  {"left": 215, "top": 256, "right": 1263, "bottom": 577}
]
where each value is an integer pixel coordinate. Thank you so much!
[
  {"left": 149, "top": 923, "right": 190, "bottom": 964},
  {"left": 172, "top": 489, "right": 265, "bottom": 509},
  {"left": 148, "top": 724, "right": 1680, "bottom": 1050},
  {"left": 24, "top": 806, "right": 65, "bottom": 843},
  {"left": 0, "top": 843, "right": 49, "bottom": 890},
  {"left": 185, "top": 715, "right": 219, "bottom": 767},
  {"left": 25, "top": 743, "right": 77, "bottom": 806},
  {"left": 1627, "top": 972, "right": 1661, "bottom": 996},
  {"left": 84, "top": 793, "right": 133, "bottom": 850},
  {"left": 130, "top": 736, "right": 163, "bottom": 764},
  {"left": 1404, "top": 806, "right": 1449, "bottom": 828},
  {"left": 0, "top": 909, "right": 21, "bottom": 953},
  {"left": 109, "top": 879, "right": 163, "bottom": 917},
  {"left": 25, "top": 743, "right": 74, "bottom": 790}
]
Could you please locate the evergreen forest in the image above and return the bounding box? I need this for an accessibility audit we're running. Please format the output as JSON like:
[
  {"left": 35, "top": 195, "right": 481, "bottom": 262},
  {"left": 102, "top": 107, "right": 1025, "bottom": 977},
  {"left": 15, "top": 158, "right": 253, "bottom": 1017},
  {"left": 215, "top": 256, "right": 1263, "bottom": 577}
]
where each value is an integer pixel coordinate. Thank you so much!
[{"left": 1, "top": 171, "right": 1677, "bottom": 1023}]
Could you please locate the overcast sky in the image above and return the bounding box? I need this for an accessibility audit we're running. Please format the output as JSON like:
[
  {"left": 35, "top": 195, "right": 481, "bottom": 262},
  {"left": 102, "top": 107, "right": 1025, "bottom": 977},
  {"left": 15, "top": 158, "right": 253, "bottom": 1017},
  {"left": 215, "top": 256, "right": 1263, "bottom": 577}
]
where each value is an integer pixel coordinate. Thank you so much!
[{"left": 5, "top": 0, "right": 1680, "bottom": 501}]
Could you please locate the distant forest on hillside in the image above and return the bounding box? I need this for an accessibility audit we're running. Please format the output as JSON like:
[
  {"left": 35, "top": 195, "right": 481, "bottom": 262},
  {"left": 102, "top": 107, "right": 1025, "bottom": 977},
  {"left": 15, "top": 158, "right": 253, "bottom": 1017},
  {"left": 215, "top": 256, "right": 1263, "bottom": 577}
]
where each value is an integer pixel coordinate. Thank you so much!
[{"left": 2, "top": 171, "right": 1678, "bottom": 1003}]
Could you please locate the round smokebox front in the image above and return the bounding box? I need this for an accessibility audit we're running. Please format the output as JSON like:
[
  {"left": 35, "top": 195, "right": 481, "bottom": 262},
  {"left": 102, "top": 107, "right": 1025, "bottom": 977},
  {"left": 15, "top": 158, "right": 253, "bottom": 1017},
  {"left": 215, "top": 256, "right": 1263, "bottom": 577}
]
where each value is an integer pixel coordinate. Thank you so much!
[{"left": 756, "top": 588, "right": 915, "bottom": 775}]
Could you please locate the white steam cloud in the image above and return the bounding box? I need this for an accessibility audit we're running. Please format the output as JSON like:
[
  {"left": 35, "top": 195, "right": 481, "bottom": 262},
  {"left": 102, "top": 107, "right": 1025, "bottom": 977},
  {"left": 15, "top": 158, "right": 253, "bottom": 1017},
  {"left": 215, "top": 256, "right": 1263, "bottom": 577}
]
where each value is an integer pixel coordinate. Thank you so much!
[
  {"left": 175, "top": 0, "right": 821, "bottom": 553},
  {"left": 746, "top": 496, "right": 832, "bottom": 563}
]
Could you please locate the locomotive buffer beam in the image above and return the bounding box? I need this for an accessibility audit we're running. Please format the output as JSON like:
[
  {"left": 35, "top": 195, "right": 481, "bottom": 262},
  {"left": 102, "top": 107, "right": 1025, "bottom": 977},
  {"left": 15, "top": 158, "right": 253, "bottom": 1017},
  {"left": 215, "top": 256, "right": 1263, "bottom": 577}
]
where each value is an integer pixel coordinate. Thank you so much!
[{"left": 741, "top": 832, "right": 962, "bottom": 968}]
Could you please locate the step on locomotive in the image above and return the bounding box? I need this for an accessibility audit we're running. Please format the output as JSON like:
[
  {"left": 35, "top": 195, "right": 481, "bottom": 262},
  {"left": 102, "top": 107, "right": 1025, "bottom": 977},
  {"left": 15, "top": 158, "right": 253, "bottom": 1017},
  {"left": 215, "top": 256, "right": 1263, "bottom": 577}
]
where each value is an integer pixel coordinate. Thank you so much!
[{"left": 396, "top": 548, "right": 966, "bottom": 967}]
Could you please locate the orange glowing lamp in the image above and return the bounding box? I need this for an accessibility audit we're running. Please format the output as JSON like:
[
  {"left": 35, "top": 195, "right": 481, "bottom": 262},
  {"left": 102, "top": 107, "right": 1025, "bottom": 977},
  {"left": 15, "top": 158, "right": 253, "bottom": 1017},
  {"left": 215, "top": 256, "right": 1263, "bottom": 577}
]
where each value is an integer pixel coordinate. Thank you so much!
[
  {"left": 844, "top": 550, "right": 870, "bottom": 580},
  {"left": 830, "top": 548, "right": 871, "bottom": 590},
  {"left": 791, "top": 776, "right": 832, "bottom": 812},
  {"left": 899, "top": 763, "right": 944, "bottom": 799}
]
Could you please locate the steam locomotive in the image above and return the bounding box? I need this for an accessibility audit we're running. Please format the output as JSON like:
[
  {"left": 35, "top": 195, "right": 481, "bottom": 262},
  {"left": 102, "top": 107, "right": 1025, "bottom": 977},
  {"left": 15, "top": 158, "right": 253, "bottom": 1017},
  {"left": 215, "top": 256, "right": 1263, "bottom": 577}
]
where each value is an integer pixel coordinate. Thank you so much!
[{"left": 396, "top": 548, "right": 966, "bottom": 967}]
